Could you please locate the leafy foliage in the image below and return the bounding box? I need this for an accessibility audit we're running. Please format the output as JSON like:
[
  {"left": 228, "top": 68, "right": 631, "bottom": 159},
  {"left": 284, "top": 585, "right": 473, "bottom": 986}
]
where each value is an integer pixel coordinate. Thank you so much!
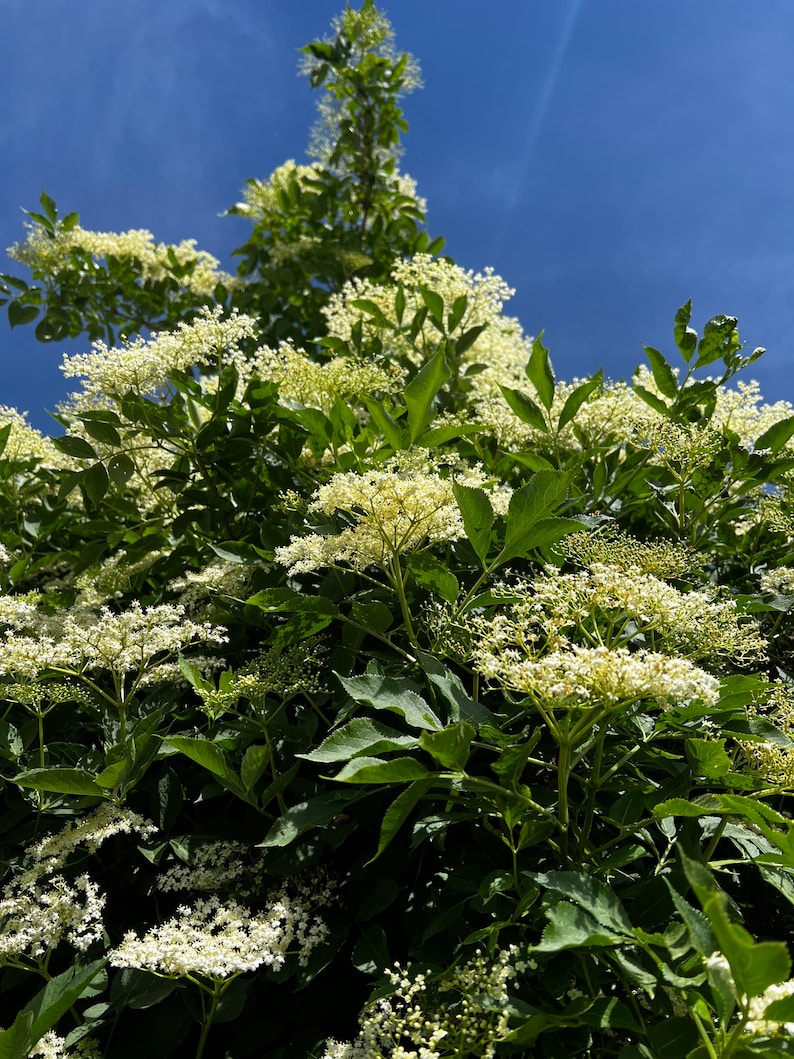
[{"left": 2, "top": 5, "right": 794, "bottom": 1059}]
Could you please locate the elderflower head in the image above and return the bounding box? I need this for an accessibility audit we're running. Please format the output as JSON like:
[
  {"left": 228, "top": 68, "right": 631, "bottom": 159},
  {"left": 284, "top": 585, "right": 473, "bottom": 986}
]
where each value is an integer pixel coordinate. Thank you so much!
[
  {"left": 275, "top": 454, "right": 510, "bottom": 574},
  {"left": 760, "top": 567, "right": 794, "bottom": 597},
  {"left": 110, "top": 892, "right": 328, "bottom": 980},
  {"left": 0, "top": 600, "right": 226, "bottom": 682},
  {"left": 745, "top": 979, "right": 794, "bottom": 1037},
  {"left": 321, "top": 947, "right": 523, "bottom": 1059},
  {"left": 27, "top": 1031, "right": 101, "bottom": 1059},
  {"left": 0, "top": 405, "right": 63, "bottom": 467},
  {"left": 60, "top": 305, "right": 258, "bottom": 403},
  {"left": 323, "top": 255, "right": 530, "bottom": 383},
  {"left": 0, "top": 874, "right": 105, "bottom": 966},
  {"left": 474, "top": 642, "right": 719, "bottom": 710},
  {"left": 9, "top": 220, "right": 237, "bottom": 297}
]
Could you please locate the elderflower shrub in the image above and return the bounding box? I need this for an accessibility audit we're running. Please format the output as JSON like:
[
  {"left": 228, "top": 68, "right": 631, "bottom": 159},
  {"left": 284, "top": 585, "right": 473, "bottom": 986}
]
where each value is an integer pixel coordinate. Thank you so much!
[
  {"left": 563, "top": 527, "right": 698, "bottom": 579},
  {"left": 8, "top": 221, "right": 238, "bottom": 298},
  {"left": 276, "top": 452, "right": 510, "bottom": 574},
  {"left": 60, "top": 305, "right": 258, "bottom": 405},
  {"left": 110, "top": 891, "right": 328, "bottom": 980},
  {"left": 320, "top": 947, "right": 524, "bottom": 1059},
  {"left": 0, "top": 405, "right": 63, "bottom": 467}
]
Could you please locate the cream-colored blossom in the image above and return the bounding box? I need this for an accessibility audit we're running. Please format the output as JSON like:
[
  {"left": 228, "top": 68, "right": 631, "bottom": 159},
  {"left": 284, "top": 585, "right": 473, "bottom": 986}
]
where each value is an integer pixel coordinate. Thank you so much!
[
  {"left": 230, "top": 341, "right": 404, "bottom": 415},
  {"left": 745, "top": 979, "right": 794, "bottom": 1037},
  {"left": 0, "top": 600, "right": 226, "bottom": 682},
  {"left": 9, "top": 222, "right": 238, "bottom": 297},
  {"left": 522, "top": 563, "right": 765, "bottom": 666},
  {"left": 563, "top": 528, "right": 697, "bottom": 579},
  {"left": 233, "top": 161, "right": 323, "bottom": 223},
  {"left": 110, "top": 892, "right": 328, "bottom": 979},
  {"left": 0, "top": 874, "right": 105, "bottom": 964},
  {"left": 276, "top": 454, "right": 510, "bottom": 574},
  {"left": 28, "top": 1031, "right": 100, "bottom": 1059},
  {"left": 0, "top": 405, "right": 63, "bottom": 467},
  {"left": 23, "top": 804, "right": 157, "bottom": 880},
  {"left": 320, "top": 947, "right": 522, "bottom": 1059},
  {"left": 61, "top": 305, "right": 258, "bottom": 402},
  {"left": 324, "top": 254, "right": 529, "bottom": 385},
  {"left": 474, "top": 641, "right": 719, "bottom": 709},
  {"left": 760, "top": 567, "right": 794, "bottom": 596}
]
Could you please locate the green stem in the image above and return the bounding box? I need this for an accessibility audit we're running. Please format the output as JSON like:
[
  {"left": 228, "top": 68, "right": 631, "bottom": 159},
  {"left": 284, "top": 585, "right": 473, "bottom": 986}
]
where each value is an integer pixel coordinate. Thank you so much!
[
  {"left": 557, "top": 736, "right": 572, "bottom": 867},
  {"left": 195, "top": 980, "right": 224, "bottom": 1059}
]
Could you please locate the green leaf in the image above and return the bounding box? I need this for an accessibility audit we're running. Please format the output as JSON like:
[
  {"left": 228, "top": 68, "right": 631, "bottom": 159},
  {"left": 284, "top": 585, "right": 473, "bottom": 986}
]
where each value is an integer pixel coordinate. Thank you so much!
[
  {"left": 81, "top": 419, "right": 121, "bottom": 447},
  {"left": 536, "top": 871, "right": 633, "bottom": 934},
  {"left": 755, "top": 416, "right": 794, "bottom": 454},
  {"left": 16, "top": 959, "right": 106, "bottom": 1054},
  {"left": 7, "top": 301, "right": 39, "bottom": 328},
  {"left": 674, "top": 300, "right": 698, "bottom": 362},
  {"left": 525, "top": 332, "right": 555, "bottom": 410},
  {"left": 52, "top": 434, "right": 98, "bottom": 461},
  {"left": 632, "top": 383, "right": 670, "bottom": 416},
  {"left": 557, "top": 370, "right": 603, "bottom": 430},
  {"left": 110, "top": 968, "right": 178, "bottom": 1011},
  {"left": 404, "top": 551, "right": 459, "bottom": 602},
  {"left": 260, "top": 792, "right": 352, "bottom": 847},
  {"left": 165, "top": 736, "right": 233, "bottom": 780},
  {"left": 302, "top": 718, "right": 418, "bottom": 763},
  {"left": 107, "top": 453, "right": 135, "bottom": 487},
  {"left": 337, "top": 669, "right": 443, "bottom": 730},
  {"left": 0, "top": 1013, "right": 32, "bottom": 1059},
  {"left": 453, "top": 483, "right": 494, "bottom": 567},
  {"left": 685, "top": 738, "right": 732, "bottom": 778},
  {"left": 418, "top": 653, "right": 495, "bottom": 728},
  {"left": 82, "top": 461, "right": 109, "bottom": 505},
  {"left": 349, "top": 297, "right": 392, "bottom": 329},
  {"left": 455, "top": 323, "right": 486, "bottom": 356},
  {"left": 404, "top": 349, "right": 451, "bottom": 442},
  {"left": 419, "top": 721, "right": 474, "bottom": 771},
  {"left": 695, "top": 314, "right": 740, "bottom": 369},
  {"left": 418, "top": 286, "right": 444, "bottom": 328},
  {"left": 240, "top": 744, "right": 270, "bottom": 791},
  {"left": 367, "top": 778, "right": 434, "bottom": 863},
  {"left": 499, "top": 385, "right": 548, "bottom": 433},
  {"left": 363, "top": 397, "right": 405, "bottom": 450},
  {"left": 534, "top": 902, "right": 623, "bottom": 952},
  {"left": 665, "top": 883, "right": 717, "bottom": 957},
  {"left": 497, "top": 471, "right": 571, "bottom": 564},
  {"left": 447, "top": 294, "right": 468, "bottom": 333},
  {"left": 351, "top": 923, "right": 390, "bottom": 974},
  {"left": 334, "top": 755, "right": 430, "bottom": 784},
  {"left": 13, "top": 767, "right": 106, "bottom": 797},
  {"left": 643, "top": 346, "right": 679, "bottom": 399},
  {"left": 646, "top": 1018, "right": 700, "bottom": 1059}
]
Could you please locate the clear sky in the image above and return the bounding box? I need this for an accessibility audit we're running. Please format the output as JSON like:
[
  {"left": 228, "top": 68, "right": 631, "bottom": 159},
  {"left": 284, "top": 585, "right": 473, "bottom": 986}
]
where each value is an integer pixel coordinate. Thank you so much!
[{"left": 2, "top": 0, "right": 793, "bottom": 430}]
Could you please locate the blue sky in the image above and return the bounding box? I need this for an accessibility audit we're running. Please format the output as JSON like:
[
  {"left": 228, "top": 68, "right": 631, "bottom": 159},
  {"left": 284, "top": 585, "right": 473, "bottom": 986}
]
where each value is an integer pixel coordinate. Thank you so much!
[{"left": 2, "top": 0, "right": 793, "bottom": 430}]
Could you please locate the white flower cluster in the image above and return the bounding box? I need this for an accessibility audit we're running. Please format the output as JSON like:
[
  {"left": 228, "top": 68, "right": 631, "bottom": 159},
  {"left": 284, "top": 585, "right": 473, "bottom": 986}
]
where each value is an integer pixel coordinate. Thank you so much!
[
  {"left": 0, "top": 405, "right": 63, "bottom": 467},
  {"left": 0, "top": 600, "right": 227, "bottom": 682},
  {"left": 0, "top": 806, "right": 157, "bottom": 969},
  {"left": 27, "top": 1031, "right": 100, "bottom": 1059},
  {"left": 474, "top": 642, "right": 719, "bottom": 710},
  {"left": 323, "top": 254, "right": 530, "bottom": 388},
  {"left": 9, "top": 221, "right": 238, "bottom": 298},
  {"left": 321, "top": 947, "right": 524, "bottom": 1059},
  {"left": 157, "top": 841, "right": 267, "bottom": 897},
  {"left": 0, "top": 874, "right": 105, "bottom": 964},
  {"left": 525, "top": 563, "right": 766, "bottom": 665},
  {"left": 61, "top": 305, "right": 258, "bottom": 403},
  {"left": 168, "top": 559, "right": 262, "bottom": 611},
  {"left": 745, "top": 978, "right": 794, "bottom": 1037},
  {"left": 110, "top": 892, "right": 328, "bottom": 981},
  {"left": 760, "top": 567, "right": 794, "bottom": 597},
  {"left": 276, "top": 454, "right": 510, "bottom": 574}
]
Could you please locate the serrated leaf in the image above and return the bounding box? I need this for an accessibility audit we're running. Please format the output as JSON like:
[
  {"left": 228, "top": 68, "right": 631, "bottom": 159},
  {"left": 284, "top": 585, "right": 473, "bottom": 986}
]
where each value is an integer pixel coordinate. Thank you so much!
[
  {"left": 13, "top": 767, "right": 105, "bottom": 797},
  {"left": 337, "top": 669, "right": 443, "bottom": 730},
  {"left": 499, "top": 385, "right": 548, "bottom": 433},
  {"left": 240, "top": 744, "right": 270, "bottom": 791},
  {"left": 334, "top": 755, "right": 430, "bottom": 784},
  {"left": 404, "top": 551, "right": 458, "bottom": 602},
  {"left": 644, "top": 346, "right": 679, "bottom": 399},
  {"left": 673, "top": 300, "right": 697, "bottom": 362},
  {"left": 685, "top": 738, "right": 732, "bottom": 778},
  {"left": 8, "top": 301, "right": 39, "bottom": 328},
  {"left": 632, "top": 383, "right": 670, "bottom": 416},
  {"left": 536, "top": 871, "right": 633, "bottom": 934},
  {"left": 557, "top": 370, "right": 603, "bottom": 430},
  {"left": 418, "top": 286, "right": 444, "bottom": 328},
  {"left": 82, "top": 461, "right": 109, "bottom": 505},
  {"left": 525, "top": 332, "right": 555, "bottom": 410},
  {"left": 52, "top": 434, "right": 98, "bottom": 461},
  {"left": 367, "top": 778, "right": 434, "bottom": 863},
  {"left": 81, "top": 419, "right": 121, "bottom": 447},
  {"left": 260, "top": 793, "right": 352, "bottom": 847},
  {"left": 405, "top": 349, "right": 450, "bottom": 442},
  {"left": 349, "top": 297, "right": 393, "bottom": 329},
  {"left": 302, "top": 718, "right": 418, "bottom": 763},
  {"left": 755, "top": 416, "right": 794, "bottom": 454},
  {"left": 419, "top": 721, "right": 474, "bottom": 771},
  {"left": 497, "top": 471, "right": 571, "bottom": 564},
  {"left": 453, "top": 483, "right": 494, "bottom": 566},
  {"left": 534, "top": 901, "right": 623, "bottom": 952}
]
